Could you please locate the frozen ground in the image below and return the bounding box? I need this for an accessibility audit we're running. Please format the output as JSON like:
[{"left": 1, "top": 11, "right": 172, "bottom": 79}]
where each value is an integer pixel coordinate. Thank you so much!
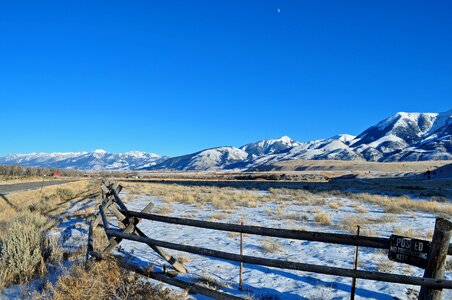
[
  {"left": 2, "top": 188, "right": 450, "bottom": 300},
  {"left": 114, "top": 191, "right": 452, "bottom": 299}
]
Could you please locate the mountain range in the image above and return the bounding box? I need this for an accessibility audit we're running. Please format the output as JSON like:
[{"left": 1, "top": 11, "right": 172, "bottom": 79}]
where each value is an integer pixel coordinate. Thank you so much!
[{"left": 1, "top": 110, "right": 450, "bottom": 171}]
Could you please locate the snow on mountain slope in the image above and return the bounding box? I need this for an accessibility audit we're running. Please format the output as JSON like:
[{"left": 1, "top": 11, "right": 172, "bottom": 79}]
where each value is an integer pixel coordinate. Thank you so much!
[
  {"left": 273, "top": 137, "right": 363, "bottom": 162},
  {"left": 330, "top": 134, "right": 356, "bottom": 144},
  {"left": 148, "top": 146, "right": 249, "bottom": 171},
  {"left": 1, "top": 111, "right": 450, "bottom": 171},
  {"left": 351, "top": 112, "right": 438, "bottom": 150},
  {"left": 240, "top": 136, "right": 301, "bottom": 157},
  {"left": 0, "top": 150, "right": 165, "bottom": 171},
  {"left": 349, "top": 110, "right": 451, "bottom": 161}
]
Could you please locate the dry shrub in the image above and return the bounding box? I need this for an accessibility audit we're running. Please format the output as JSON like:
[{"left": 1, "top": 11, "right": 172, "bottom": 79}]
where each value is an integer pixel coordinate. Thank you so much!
[
  {"left": 56, "top": 188, "right": 76, "bottom": 201},
  {"left": 286, "top": 213, "right": 308, "bottom": 222},
  {"left": 51, "top": 257, "right": 182, "bottom": 300},
  {"left": 348, "top": 193, "right": 452, "bottom": 215},
  {"left": 192, "top": 274, "right": 230, "bottom": 291},
  {"left": 153, "top": 204, "right": 173, "bottom": 215},
  {"left": 314, "top": 210, "right": 331, "bottom": 225},
  {"left": 328, "top": 202, "right": 341, "bottom": 210},
  {"left": 339, "top": 215, "right": 395, "bottom": 233},
  {"left": 120, "top": 182, "right": 275, "bottom": 211},
  {"left": 208, "top": 212, "right": 227, "bottom": 221},
  {"left": 227, "top": 231, "right": 239, "bottom": 238},
  {"left": 383, "top": 203, "right": 404, "bottom": 214},
  {"left": 177, "top": 255, "right": 191, "bottom": 264},
  {"left": 393, "top": 227, "right": 417, "bottom": 238},
  {"left": 0, "top": 211, "right": 48, "bottom": 287},
  {"left": 260, "top": 238, "right": 283, "bottom": 253},
  {"left": 376, "top": 260, "right": 395, "bottom": 273},
  {"left": 356, "top": 206, "right": 367, "bottom": 214}
]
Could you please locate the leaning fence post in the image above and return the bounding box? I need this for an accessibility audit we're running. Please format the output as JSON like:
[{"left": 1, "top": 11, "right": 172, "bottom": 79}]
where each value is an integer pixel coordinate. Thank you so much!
[
  {"left": 351, "top": 225, "right": 360, "bottom": 300},
  {"left": 239, "top": 220, "right": 244, "bottom": 291},
  {"left": 418, "top": 218, "right": 452, "bottom": 300}
]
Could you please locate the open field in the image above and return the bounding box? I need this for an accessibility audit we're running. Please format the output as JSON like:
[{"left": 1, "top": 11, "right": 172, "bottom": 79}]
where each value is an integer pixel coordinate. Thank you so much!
[
  {"left": 0, "top": 171, "right": 451, "bottom": 299},
  {"left": 110, "top": 181, "right": 452, "bottom": 299},
  {"left": 253, "top": 159, "right": 451, "bottom": 174}
]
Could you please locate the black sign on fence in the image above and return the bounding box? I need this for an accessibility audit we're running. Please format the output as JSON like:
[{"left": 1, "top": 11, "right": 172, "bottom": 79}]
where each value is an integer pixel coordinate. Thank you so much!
[{"left": 388, "top": 235, "right": 430, "bottom": 268}]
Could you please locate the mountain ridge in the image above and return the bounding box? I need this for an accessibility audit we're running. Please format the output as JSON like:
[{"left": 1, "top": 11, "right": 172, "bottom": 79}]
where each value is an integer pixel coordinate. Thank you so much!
[{"left": 1, "top": 110, "right": 450, "bottom": 171}]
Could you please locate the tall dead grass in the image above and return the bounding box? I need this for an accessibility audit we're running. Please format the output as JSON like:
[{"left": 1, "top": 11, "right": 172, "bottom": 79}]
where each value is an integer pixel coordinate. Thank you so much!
[
  {"left": 314, "top": 210, "right": 332, "bottom": 225},
  {"left": 0, "top": 180, "right": 97, "bottom": 292},
  {"left": 120, "top": 182, "right": 330, "bottom": 211},
  {"left": 343, "top": 192, "right": 452, "bottom": 215},
  {"left": 47, "top": 257, "right": 184, "bottom": 300},
  {"left": 0, "top": 211, "right": 48, "bottom": 288}
]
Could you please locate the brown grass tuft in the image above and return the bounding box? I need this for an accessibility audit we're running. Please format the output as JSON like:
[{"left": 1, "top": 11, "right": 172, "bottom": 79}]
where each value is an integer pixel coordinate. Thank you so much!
[
  {"left": 49, "top": 257, "right": 184, "bottom": 300},
  {"left": 260, "top": 238, "right": 283, "bottom": 253},
  {"left": 314, "top": 210, "right": 332, "bottom": 225}
]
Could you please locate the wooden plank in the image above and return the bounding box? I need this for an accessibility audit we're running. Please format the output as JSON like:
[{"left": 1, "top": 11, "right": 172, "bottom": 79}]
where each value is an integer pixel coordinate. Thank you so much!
[
  {"left": 102, "top": 222, "right": 136, "bottom": 254},
  {"left": 120, "top": 209, "right": 392, "bottom": 251},
  {"left": 102, "top": 201, "right": 155, "bottom": 254},
  {"left": 133, "top": 226, "right": 187, "bottom": 273},
  {"left": 86, "top": 219, "right": 94, "bottom": 262},
  {"left": 109, "top": 188, "right": 128, "bottom": 211},
  {"left": 99, "top": 205, "right": 110, "bottom": 231},
  {"left": 102, "top": 189, "right": 187, "bottom": 273},
  {"left": 418, "top": 218, "right": 452, "bottom": 300},
  {"left": 106, "top": 229, "right": 452, "bottom": 289}
]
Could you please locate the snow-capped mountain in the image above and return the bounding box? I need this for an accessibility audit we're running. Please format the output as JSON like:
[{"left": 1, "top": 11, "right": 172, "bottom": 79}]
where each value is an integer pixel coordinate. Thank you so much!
[
  {"left": 239, "top": 136, "right": 301, "bottom": 157},
  {"left": 1, "top": 110, "right": 450, "bottom": 171},
  {"left": 0, "top": 150, "right": 166, "bottom": 171},
  {"left": 148, "top": 147, "right": 249, "bottom": 171},
  {"left": 351, "top": 111, "right": 452, "bottom": 161}
]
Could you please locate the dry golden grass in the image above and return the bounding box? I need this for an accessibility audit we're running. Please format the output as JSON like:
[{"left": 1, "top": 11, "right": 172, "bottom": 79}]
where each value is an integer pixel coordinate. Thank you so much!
[
  {"left": 314, "top": 210, "right": 332, "bottom": 225},
  {"left": 0, "top": 179, "right": 99, "bottom": 292},
  {"left": 328, "top": 201, "right": 341, "bottom": 210},
  {"left": 376, "top": 260, "right": 396, "bottom": 273},
  {"left": 207, "top": 212, "right": 228, "bottom": 221},
  {"left": 346, "top": 193, "right": 452, "bottom": 215},
  {"left": 121, "top": 182, "right": 335, "bottom": 213},
  {"left": 391, "top": 227, "right": 432, "bottom": 239},
  {"left": 339, "top": 215, "right": 396, "bottom": 233},
  {"left": 192, "top": 274, "right": 231, "bottom": 290},
  {"left": 260, "top": 238, "right": 283, "bottom": 253},
  {"left": 0, "top": 211, "right": 46, "bottom": 287},
  {"left": 122, "top": 182, "right": 278, "bottom": 210},
  {"left": 0, "top": 180, "right": 94, "bottom": 226},
  {"left": 286, "top": 212, "right": 309, "bottom": 222},
  {"left": 46, "top": 256, "right": 184, "bottom": 300},
  {"left": 356, "top": 206, "right": 368, "bottom": 213},
  {"left": 153, "top": 203, "right": 174, "bottom": 215},
  {"left": 177, "top": 255, "right": 191, "bottom": 264},
  {"left": 227, "top": 231, "right": 239, "bottom": 238}
]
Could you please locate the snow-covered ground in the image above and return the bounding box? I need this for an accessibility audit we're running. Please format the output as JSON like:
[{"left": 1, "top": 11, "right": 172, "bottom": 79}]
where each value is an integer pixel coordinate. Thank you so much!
[
  {"left": 114, "top": 192, "right": 452, "bottom": 299},
  {"left": 2, "top": 188, "right": 450, "bottom": 299}
]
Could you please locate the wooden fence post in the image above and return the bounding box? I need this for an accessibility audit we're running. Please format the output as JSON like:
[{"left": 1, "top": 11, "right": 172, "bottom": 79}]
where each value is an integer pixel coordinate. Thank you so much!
[
  {"left": 239, "top": 220, "right": 244, "bottom": 291},
  {"left": 418, "top": 218, "right": 452, "bottom": 300},
  {"left": 351, "top": 225, "right": 360, "bottom": 300}
]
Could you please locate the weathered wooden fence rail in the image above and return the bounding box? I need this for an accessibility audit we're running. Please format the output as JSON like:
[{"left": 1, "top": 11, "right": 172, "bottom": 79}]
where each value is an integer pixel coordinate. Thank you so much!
[
  {"left": 119, "top": 208, "right": 452, "bottom": 255},
  {"left": 88, "top": 179, "right": 452, "bottom": 300}
]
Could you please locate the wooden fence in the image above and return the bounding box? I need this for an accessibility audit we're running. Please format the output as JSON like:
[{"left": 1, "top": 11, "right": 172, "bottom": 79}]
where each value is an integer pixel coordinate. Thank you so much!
[{"left": 87, "top": 180, "right": 452, "bottom": 300}]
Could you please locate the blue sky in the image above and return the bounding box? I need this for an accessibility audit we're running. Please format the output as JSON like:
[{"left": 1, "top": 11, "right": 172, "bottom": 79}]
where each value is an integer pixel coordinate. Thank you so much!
[{"left": 0, "top": 1, "right": 451, "bottom": 156}]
